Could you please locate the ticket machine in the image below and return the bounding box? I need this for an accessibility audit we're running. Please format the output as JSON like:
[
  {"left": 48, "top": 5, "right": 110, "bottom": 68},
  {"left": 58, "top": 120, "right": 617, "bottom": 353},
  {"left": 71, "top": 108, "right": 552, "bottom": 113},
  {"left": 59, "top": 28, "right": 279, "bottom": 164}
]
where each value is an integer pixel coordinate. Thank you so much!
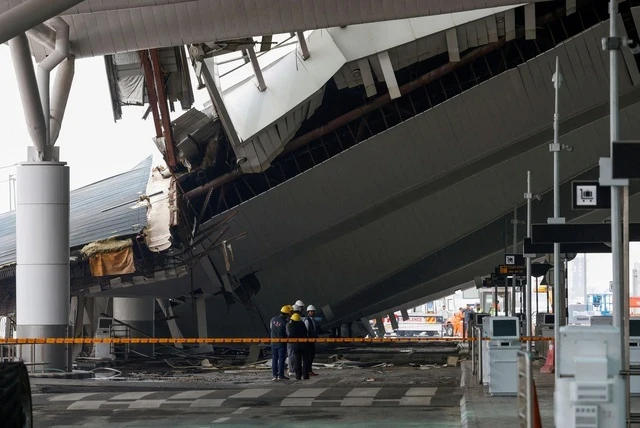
[
  {"left": 95, "top": 317, "right": 114, "bottom": 359},
  {"left": 555, "top": 325, "right": 624, "bottom": 428},
  {"left": 535, "top": 313, "right": 554, "bottom": 359},
  {"left": 482, "top": 316, "right": 521, "bottom": 395}
]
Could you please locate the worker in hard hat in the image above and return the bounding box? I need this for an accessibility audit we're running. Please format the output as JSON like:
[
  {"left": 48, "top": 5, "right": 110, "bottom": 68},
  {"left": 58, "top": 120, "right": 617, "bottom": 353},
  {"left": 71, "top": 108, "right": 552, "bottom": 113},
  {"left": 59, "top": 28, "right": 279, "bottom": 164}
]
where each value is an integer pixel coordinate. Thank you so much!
[
  {"left": 287, "top": 303, "right": 305, "bottom": 377},
  {"left": 270, "top": 305, "right": 291, "bottom": 381},
  {"left": 304, "top": 304, "right": 319, "bottom": 378},
  {"left": 286, "top": 312, "right": 308, "bottom": 380}
]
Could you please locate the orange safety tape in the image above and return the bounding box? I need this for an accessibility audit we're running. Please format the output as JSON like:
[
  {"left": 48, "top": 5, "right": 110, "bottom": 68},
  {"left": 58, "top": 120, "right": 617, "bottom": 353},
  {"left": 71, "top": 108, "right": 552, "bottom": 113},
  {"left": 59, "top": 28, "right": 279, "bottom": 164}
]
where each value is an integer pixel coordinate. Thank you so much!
[{"left": 0, "top": 337, "right": 555, "bottom": 345}]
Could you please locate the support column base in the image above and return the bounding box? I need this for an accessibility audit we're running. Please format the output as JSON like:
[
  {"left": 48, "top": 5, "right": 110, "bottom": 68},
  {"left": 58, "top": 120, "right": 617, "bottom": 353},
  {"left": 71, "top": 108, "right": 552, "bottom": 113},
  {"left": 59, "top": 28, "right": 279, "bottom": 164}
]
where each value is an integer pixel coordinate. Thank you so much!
[{"left": 17, "top": 324, "right": 68, "bottom": 371}]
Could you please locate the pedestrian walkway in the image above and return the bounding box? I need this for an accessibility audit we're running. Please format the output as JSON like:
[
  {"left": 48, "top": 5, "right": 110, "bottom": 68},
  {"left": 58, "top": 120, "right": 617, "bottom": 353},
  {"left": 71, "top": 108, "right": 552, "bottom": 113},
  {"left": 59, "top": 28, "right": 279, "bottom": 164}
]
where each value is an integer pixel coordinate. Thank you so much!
[{"left": 39, "top": 386, "right": 462, "bottom": 410}]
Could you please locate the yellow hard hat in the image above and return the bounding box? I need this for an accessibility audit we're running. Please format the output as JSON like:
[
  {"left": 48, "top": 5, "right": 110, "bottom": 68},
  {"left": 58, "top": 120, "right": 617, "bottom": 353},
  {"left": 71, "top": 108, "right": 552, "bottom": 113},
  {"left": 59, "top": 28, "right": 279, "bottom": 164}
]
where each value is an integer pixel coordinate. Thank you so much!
[
  {"left": 281, "top": 305, "right": 292, "bottom": 314},
  {"left": 290, "top": 313, "right": 301, "bottom": 322},
  {"left": 287, "top": 305, "right": 294, "bottom": 312}
]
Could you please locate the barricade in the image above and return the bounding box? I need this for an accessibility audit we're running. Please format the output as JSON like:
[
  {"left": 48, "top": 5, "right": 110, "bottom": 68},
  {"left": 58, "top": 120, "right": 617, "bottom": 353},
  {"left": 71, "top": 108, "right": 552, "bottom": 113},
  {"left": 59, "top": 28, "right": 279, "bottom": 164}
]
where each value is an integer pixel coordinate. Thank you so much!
[{"left": 0, "top": 336, "right": 555, "bottom": 345}]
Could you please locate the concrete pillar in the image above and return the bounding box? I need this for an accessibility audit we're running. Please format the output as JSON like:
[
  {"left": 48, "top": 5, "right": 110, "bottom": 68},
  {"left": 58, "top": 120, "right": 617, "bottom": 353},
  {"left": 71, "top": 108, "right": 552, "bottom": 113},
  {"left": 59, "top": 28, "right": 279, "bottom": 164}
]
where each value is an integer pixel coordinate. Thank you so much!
[
  {"left": 16, "top": 162, "right": 70, "bottom": 371},
  {"left": 113, "top": 297, "right": 155, "bottom": 357}
]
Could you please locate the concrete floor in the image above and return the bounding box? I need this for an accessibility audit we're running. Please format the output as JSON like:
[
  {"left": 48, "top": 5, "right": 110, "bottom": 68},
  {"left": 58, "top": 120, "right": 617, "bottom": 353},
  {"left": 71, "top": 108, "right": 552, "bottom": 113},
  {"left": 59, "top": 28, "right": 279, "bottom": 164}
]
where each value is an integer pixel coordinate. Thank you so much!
[{"left": 31, "top": 366, "right": 463, "bottom": 427}]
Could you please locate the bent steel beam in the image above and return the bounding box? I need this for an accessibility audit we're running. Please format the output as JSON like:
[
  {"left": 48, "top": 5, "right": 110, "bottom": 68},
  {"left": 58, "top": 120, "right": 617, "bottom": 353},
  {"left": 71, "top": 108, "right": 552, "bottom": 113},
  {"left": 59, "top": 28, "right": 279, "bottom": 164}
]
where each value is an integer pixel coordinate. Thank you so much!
[
  {"left": 50, "top": 57, "right": 74, "bottom": 146},
  {"left": 0, "top": 0, "right": 83, "bottom": 46}
]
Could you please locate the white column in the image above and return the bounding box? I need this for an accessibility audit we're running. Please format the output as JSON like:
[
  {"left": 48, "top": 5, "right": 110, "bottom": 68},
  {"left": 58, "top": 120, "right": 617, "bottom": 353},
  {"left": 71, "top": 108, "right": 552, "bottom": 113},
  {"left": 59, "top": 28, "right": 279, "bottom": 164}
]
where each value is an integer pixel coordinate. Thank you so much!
[
  {"left": 113, "top": 297, "right": 155, "bottom": 356},
  {"left": 16, "top": 162, "right": 69, "bottom": 370}
]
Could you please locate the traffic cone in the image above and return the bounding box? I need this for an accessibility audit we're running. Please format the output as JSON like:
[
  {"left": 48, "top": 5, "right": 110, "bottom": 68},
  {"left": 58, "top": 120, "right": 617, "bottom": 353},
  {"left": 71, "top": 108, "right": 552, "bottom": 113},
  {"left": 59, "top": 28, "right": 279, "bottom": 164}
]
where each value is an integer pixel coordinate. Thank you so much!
[
  {"left": 532, "top": 380, "right": 543, "bottom": 428},
  {"left": 540, "top": 343, "right": 554, "bottom": 374}
]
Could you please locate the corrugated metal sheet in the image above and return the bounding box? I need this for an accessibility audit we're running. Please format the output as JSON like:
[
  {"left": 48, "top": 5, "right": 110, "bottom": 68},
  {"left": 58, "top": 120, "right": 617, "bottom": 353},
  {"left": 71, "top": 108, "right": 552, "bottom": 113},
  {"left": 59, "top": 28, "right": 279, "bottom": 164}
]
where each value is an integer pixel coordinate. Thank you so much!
[
  {"left": 0, "top": 1, "right": 543, "bottom": 59},
  {"left": 0, "top": 156, "right": 152, "bottom": 267}
]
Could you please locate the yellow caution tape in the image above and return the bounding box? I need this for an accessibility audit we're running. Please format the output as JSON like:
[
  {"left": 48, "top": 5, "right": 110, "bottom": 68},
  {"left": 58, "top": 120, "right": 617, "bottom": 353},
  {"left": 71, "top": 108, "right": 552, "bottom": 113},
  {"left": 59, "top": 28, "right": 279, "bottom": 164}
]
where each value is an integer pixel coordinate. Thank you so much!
[{"left": 0, "top": 337, "right": 555, "bottom": 345}]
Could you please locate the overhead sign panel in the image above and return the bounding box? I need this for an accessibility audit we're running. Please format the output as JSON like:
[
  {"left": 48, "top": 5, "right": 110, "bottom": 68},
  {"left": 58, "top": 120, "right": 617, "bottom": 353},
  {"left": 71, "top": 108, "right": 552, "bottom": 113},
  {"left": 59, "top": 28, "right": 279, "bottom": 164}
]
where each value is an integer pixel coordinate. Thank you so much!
[
  {"left": 612, "top": 140, "right": 640, "bottom": 179},
  {"left": 499, "top": 264, "right": 525, "bottom": 275},
  {"left": 505, "top": 253, "right": 524, "bottom": 266},
  {"left": 571, "top": 180, "right": 611, "bottom": 210},
  {"left": 523, "top": 238, "right": 612, "bottom": 254},
  {"left": 531, "top": 223, "right": 640, "bottom": 244}
]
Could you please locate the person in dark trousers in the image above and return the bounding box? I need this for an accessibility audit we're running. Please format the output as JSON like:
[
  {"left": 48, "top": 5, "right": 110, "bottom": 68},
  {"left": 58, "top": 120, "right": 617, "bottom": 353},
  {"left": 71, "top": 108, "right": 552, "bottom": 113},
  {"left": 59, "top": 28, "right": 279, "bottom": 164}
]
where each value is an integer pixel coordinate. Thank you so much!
[
  {"left": 304, "top": 305, "right": 319, "bottom": 377},
  {"left": 287, "top": 303, "right": 305, "bottom": 376},
  {"left": 286, "top": 313, "right": 308, "bottom": 380},
  {"left": 270, "top": 305, "right": 291, "bottom": 381}
]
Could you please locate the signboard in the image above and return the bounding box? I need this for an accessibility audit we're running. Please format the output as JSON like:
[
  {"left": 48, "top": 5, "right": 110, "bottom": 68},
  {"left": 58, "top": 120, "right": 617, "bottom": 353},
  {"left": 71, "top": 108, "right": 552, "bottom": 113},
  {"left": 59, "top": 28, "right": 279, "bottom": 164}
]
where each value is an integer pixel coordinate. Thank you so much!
[
  {"left": 612, "top": 140, "right": 640, "bottom": 179},
  {"left": 523, "top": 238, "right": 612, "bottom": 254},
  {"left": 505, "top": 253, "right": 524, "bottom": 266},
  {"left": 499, "top": 264, "right": 526, "bottom": 275},
  {"left": 531, "top": 223, "right": 640, "bottom": 244},
  {"left": 571, "top": 180, "right": 611, "bottom": 210}
]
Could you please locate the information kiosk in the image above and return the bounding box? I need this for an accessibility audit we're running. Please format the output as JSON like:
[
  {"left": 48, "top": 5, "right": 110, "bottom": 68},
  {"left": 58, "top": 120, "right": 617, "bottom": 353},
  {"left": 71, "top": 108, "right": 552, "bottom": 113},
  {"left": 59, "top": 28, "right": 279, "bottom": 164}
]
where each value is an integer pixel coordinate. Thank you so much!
[
  {"left": 482, "top": 316, "right": 521, "bottom": 395},
  {"left": 95, "top": 317, "right": 114, "bottom": 359},
  {"left": 555, "top": 325, "right": 624, "bottom": 428}
]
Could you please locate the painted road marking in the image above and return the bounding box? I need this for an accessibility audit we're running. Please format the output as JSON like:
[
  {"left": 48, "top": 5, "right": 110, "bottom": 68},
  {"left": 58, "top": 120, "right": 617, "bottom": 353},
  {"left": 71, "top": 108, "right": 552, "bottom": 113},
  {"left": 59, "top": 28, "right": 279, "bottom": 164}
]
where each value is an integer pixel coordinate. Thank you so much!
[
  {"left": 111, "top": 391, "right": 156, "bottom": 400},
  {"left": 287, "top": 388, "right": 327, "bottom": 398},
  {"left": 50, "top": 393, "right": 98, "bottom": 401},
  {"left": 405, "top": 387, "right": 438, "bottom": 396},
  {"left": 212, "top": 417, "right": 230, "bottom": 424},
  {"left": 228, "top": 388, "right": 270, "bottom": 399},
  {"left": 169, "top": 390, "right": 215, "bottom": 400},
  {"left": 189, "top": 399, "right": 226, "bottom": 408},
  {"left": 346, "top": 388, "right": 381, "bottom": 397},
  {"left": 128, "top": 400, "right": 166, "bottom": 409},
  {"left": 399, "top": 396, "right": 432, "bottom": 406},
  {"left": 67, "top": 400, "right": 106, "bottom": 410},
  {"left": 232, "top": 407, "right": 250, "bottom": 414},
  {"left": 341, "top": 397, "right": 374, "bottom": 406},
  {"left": 280, "top": 397, "right": 314, "bottom": 407}
]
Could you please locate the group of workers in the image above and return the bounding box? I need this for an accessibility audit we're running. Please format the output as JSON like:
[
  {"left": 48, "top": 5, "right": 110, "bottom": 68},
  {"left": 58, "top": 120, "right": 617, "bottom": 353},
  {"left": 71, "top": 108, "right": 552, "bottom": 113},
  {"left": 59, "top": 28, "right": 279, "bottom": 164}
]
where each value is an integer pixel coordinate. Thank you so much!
[{"left": 269, "top": 300, "right": 319, "bottom": 381}]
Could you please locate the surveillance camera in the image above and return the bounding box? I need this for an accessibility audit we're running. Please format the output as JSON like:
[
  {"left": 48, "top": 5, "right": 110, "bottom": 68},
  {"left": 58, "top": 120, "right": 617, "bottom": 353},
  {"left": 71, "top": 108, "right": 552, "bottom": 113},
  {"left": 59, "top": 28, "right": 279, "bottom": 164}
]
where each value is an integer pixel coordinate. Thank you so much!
[
  {"left": 236, "top": 157, "right": 247, "bottom": 166},
  {"left": 629, "top": 39, "right": 640, "bottom": 55},
  {"left": 535, "top": 195, "right": 543, "bottom": 202}
]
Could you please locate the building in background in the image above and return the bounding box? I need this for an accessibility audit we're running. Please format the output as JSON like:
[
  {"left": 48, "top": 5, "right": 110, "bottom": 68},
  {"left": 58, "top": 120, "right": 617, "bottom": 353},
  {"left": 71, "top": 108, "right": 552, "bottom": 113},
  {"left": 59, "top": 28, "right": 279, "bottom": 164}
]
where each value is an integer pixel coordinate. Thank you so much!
[{"left": 569, "top": 255, "right": 587, "bottom": 305}]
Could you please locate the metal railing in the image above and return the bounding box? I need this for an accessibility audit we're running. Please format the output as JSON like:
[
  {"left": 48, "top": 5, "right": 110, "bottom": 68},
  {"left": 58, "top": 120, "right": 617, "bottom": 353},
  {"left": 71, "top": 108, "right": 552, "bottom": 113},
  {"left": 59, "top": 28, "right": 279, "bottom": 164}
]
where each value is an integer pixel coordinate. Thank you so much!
[{"left": 517, "top": 350, "right": 533, "bottom": 428}]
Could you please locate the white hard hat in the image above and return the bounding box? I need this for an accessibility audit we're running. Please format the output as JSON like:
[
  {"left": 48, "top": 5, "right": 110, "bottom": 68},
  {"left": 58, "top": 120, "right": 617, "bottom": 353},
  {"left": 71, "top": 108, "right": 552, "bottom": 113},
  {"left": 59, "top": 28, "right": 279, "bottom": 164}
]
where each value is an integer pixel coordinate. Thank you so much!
[
  {"left": 295, "top": 300, "right": 305, "bottom": 307},
  {"left": 307, "top": 305, "right": 316, "bottom": 311}
]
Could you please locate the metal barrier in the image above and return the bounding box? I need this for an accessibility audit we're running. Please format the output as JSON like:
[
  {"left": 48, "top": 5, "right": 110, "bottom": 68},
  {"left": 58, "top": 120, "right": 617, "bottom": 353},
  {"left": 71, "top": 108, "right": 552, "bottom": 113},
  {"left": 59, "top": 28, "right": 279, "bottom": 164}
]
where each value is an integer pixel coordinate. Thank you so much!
[{"left": 517, "top": 351, "right": 533, "bottom": 428}]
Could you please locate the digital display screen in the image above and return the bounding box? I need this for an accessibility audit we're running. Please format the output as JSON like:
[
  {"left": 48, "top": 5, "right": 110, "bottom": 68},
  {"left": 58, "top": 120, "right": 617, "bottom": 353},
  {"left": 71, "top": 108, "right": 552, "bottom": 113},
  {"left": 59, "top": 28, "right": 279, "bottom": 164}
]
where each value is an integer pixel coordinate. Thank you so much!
[
  {"left": 98, "top": 318, "right": 112, "bottom": 329},
  {"left": 493, "top": 319, "right": 517, "bottom": 337},
  {"left": 544, "top": 314, "right": 555, "bottom": 324},
  {"left": 630, "top": 320, "right": 640, "bottom": 338}
]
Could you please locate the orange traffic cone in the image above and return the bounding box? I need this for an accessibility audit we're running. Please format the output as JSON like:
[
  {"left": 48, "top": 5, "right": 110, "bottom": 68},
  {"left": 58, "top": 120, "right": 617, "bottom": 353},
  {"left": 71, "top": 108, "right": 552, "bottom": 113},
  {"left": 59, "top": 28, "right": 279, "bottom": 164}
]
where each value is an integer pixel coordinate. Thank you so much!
[
  {"left": 540, "top": 343, "right": 555, "bottom": 374},
  {"left": 532, "top": 380, "right": 543, "bottom": 428}
]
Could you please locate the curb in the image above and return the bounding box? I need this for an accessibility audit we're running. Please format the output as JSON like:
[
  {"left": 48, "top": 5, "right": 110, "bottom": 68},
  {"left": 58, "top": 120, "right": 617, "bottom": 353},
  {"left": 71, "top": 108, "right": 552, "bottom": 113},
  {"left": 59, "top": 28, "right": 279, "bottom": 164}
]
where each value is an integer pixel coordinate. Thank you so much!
[
  {"left": 459, "top": 360, "right": 479, "bottom": 428},
  {"left": 29, "top": 371, "right": 95, "bottom": 380}
]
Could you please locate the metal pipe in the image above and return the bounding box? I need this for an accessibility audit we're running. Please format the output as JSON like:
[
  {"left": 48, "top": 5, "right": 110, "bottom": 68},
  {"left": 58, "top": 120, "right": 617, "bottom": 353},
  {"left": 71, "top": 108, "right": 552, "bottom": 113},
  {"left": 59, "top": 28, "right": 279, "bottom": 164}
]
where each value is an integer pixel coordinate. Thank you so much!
[
  {"left": 49, "top": 56, "right": 74, "bottom": 146},
  {"left": 512, "top": 205, "right": 517, "bottom": 316},
  {"left": 526, "top": 171, "right": 533, "bottom": 353},
  {"left": 552, "top": 56, "right": 562, "bottom": 381},
  {"left": 9, "top": 33, "right": 46, "bottom": 155},
  {"left": 36, "top": 17, "right": 70, "bottom": 147},
  {"left": 0, "top": 0, "right": 84, "bottom": 46}
]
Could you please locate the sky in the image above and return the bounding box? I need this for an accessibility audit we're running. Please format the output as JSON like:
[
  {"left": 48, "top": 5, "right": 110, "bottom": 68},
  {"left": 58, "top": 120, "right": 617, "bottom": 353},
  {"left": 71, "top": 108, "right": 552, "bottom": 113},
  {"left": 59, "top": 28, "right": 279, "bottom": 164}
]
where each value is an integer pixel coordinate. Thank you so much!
[{"left": 1, "top": 41, "right": 639, "bottom": 300}]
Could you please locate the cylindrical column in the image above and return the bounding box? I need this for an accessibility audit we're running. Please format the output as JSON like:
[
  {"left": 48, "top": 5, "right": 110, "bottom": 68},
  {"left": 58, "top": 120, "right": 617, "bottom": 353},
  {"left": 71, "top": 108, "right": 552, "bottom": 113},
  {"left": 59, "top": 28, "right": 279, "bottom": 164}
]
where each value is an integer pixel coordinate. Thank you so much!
[
  {"left": 16, "top": 162, "right": 69, "bottom": 371},
  {"left": 113, "top": 297, "right": 155, "bottom": 357}
]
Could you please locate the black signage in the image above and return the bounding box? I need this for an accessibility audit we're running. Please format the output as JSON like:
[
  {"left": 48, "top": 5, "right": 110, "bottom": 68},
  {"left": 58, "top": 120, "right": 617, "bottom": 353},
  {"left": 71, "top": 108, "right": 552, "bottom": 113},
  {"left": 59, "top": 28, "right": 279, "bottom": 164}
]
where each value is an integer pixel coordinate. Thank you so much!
[
  {"left": 523, "top": 238, "right": 613, "bottom": 254},
  {"left": 613, "top": 140, "right": 640, "bottom": 179},
  {"left": 571, "top": 180, "right": 611, "bottom": 210},
  {"left": 505, "top": 253, "right": 524, "bottom": 266},
  {"left": 482, "top": 274, "right": 524, "bottom": 288},
  {"left": 531, "top": 223, "right": 640, "bottom": 244}
]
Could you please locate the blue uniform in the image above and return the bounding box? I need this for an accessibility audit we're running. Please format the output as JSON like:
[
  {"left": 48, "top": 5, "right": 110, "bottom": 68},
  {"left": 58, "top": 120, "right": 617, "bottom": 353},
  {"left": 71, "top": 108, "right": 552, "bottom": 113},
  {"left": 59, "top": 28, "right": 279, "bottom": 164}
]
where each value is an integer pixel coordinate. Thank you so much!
[{"left": 270, "top": 315, "right": 288, "bottom": 378}]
